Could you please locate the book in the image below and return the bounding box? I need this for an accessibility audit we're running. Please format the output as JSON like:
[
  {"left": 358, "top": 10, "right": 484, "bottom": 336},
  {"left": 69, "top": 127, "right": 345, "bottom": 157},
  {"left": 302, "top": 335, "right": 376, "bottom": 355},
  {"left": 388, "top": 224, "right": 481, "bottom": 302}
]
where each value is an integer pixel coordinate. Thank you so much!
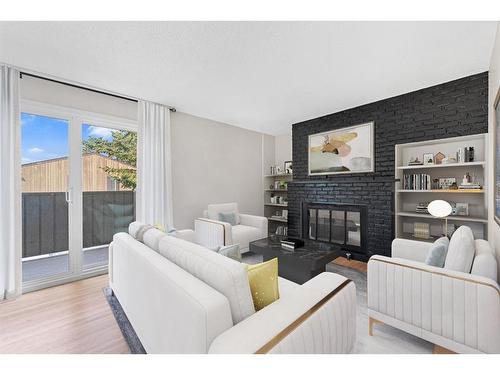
[
  {"left": 281, "top": 243, "right": 296, "bottom": 251},
  {"left": 280, "top": 237, "right": 304, "bottom": 249}
]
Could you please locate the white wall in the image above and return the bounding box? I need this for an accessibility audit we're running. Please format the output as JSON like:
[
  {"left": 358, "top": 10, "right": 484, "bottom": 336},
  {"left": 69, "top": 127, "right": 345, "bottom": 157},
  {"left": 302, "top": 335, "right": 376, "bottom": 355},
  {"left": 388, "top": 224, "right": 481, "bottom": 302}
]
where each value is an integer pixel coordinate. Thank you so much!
[
  {"left": 170, "top": 111, "right": 271, "bottom": 229},
  {"left": 488, "top": 22, "right": 500, "bottom": 282},
  {"left": 274, "top": 132, "right": 292, "bottom": 171}
]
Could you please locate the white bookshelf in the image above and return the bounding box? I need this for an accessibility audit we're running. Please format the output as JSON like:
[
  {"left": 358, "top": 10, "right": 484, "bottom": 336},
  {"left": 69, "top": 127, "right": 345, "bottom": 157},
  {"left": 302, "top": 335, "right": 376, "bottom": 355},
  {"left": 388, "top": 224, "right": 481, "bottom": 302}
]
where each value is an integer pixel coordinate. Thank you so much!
[
  {"left": 263, "top": 173, "right": 292, "bottom": 232},
  {"left": 395, "top": 133, "right": 488, "bottom": 240}
]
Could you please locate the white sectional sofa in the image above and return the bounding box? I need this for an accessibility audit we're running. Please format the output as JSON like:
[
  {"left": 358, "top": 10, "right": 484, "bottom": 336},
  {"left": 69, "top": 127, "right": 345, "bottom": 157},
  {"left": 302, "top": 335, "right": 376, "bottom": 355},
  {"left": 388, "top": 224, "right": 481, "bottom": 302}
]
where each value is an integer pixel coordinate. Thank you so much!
[
  {"left": 367, "top": 226, "right": 500, "bottom": 354},
  {"left": 109, "top": 222, "right": 357, "bottom": 354}
]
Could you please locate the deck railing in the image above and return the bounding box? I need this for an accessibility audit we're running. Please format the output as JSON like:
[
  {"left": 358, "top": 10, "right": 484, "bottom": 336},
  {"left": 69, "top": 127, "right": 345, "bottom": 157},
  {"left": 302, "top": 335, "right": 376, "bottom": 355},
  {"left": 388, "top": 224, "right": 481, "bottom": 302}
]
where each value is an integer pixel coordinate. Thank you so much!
[{"left": 22, "top": 191, "right": 135, "bottom": 258}]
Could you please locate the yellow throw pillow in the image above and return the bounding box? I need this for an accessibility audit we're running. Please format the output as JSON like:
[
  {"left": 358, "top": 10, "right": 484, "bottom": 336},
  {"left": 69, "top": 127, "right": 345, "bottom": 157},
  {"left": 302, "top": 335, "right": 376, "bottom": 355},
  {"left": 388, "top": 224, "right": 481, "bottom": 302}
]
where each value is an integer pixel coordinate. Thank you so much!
[{"left": 246, "top": 258, "right": 280, "bottom": 311}]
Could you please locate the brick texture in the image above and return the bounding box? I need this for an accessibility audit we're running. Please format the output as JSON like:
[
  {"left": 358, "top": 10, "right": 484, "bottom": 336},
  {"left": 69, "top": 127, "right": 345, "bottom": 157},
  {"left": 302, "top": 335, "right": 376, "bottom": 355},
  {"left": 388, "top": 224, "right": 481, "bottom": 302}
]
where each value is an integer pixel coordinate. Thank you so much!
[{"left": 289, "top": 72, "right": 488, "bottom": 258}]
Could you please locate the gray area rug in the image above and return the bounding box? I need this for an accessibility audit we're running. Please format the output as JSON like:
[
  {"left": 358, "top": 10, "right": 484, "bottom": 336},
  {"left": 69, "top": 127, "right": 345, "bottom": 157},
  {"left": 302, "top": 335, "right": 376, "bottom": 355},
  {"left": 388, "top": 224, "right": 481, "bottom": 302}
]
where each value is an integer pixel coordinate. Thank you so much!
[
  {"left": 104, "top": 253, "right": 433, "bottom": 354},
  {"left": 103, "top": 287, "right": 146, "bottom": 354}
]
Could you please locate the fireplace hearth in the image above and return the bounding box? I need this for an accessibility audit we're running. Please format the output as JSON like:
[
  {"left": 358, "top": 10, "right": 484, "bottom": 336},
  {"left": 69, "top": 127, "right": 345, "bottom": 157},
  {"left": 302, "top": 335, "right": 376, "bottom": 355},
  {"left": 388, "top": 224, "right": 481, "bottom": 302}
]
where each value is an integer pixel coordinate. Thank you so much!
[{"left": 302, "top": 202, "right": 367, "bottom": 258}]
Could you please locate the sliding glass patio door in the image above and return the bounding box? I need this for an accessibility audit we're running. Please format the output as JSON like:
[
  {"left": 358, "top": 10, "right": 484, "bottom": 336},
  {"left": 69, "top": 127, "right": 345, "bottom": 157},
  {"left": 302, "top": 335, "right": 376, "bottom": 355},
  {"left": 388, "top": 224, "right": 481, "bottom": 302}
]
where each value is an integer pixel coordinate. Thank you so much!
[
  {"left": 20, "top": 102, "right": 137, "bottom": 292},
  {"left": 21, "top": 112, "right": 71, "bottom": 283},
  {"left": 80, "top": 122, "right": 136, "bottom": 270}
]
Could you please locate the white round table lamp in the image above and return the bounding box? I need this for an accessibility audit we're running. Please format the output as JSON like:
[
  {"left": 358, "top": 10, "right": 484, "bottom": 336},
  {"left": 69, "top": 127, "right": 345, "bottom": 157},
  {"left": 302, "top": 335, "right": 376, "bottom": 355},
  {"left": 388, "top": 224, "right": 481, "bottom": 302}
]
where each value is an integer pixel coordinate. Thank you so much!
[{"left": 427, "top": 200, "right": 452, "bottom": 237}]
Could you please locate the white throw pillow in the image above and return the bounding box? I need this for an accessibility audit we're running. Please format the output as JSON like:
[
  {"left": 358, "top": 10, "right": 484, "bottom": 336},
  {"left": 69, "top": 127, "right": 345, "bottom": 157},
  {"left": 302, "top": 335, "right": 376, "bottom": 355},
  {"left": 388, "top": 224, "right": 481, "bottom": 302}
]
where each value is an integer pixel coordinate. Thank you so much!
[
  {"left": 444, "top": 226, "right": 475, "bottom": 273},
  {"left": 158, "top": 235, "right": 255, "bottom": 324},
  {"left": 143, "top": 227, "right": 167, "bottom": 252},
  {"left": 471, "top": 253, "right": 498, "bottom": 281}
]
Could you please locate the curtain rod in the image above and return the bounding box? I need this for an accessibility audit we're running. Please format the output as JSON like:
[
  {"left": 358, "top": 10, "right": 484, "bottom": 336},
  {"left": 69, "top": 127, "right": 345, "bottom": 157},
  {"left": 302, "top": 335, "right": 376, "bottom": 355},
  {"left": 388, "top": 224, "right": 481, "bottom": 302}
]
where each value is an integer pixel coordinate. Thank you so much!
[{"left": 19, "top": 71, "right": 176, "bottom": 112}]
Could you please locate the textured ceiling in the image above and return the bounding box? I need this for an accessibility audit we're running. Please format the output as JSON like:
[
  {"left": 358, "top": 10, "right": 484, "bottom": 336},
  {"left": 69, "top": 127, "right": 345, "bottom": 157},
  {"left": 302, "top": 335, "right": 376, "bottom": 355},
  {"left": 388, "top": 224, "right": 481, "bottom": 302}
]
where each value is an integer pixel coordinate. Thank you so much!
[{"left": 0, "top": 21, "right": 496, "bottom": 134}]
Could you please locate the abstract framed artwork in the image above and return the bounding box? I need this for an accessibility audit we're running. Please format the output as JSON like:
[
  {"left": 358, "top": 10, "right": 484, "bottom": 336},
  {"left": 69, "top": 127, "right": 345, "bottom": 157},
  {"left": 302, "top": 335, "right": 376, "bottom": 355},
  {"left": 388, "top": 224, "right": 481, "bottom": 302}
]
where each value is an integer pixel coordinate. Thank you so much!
[
  {"left": 308, "top": 121, "right": 374, "bottom": 175},
  {"left": 495, "top": 87, "right": 500, "bottom": 225}
]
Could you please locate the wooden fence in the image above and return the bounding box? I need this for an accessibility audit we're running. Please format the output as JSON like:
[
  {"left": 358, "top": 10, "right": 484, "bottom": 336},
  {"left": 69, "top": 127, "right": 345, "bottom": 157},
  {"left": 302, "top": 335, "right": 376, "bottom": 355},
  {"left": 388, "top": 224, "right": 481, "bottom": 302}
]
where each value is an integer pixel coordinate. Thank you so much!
[{"left": 22, "top": 191, "right": 135, "bottom": 258}]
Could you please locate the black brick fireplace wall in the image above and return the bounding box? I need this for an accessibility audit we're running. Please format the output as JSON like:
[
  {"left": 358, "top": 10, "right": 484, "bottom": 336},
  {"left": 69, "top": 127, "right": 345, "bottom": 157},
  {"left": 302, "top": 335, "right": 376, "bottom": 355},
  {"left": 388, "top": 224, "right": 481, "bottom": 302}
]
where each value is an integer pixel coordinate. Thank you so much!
[{"left": 288, "top": 72, "right": 489, "bottom": 258}]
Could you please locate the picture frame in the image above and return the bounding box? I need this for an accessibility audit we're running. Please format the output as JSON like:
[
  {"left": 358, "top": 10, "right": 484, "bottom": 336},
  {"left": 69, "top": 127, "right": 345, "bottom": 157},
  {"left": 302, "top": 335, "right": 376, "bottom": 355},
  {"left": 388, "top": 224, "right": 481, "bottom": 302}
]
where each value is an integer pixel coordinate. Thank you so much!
[
  {"left": 308, "top": 122, "right": 374, "bottom": 175},
  {"left": 434, "top": 152, "right": 445, "bottom": 165},
  {"left": 423, "top": 153, "right": 434, "bottom": 165},
  {"left": 455, "top": 202, "right": 469, "bottom": 216},
  {"left": 438, "top": 177, "right": 456, "bottom": 190},
  {"left": 495, "top": 86, "right": 500, "bottom": 225}
]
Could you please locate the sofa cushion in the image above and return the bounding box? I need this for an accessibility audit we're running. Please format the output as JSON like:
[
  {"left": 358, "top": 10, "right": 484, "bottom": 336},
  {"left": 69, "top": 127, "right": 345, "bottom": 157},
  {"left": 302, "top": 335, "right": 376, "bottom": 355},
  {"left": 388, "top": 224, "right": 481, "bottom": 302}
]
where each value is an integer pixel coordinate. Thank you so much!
[
  {"left": 128, "top": 221, "right": 153, "bottom": 242},
  {"left": 277, "top": 277, "right": 299, "bottom": 299},
  {"left": 424, "top": 236, "right": 449, "bottom": 268},
  {"left": 444, "top": 226, "right": 475, "bottom": 273},
  {"left": 232, "top": 225, "right": 261, "bottom": 251},
  {"left": 207, "top": 203, "right": 241, "bottom": 225},
  {"left": 475, "top": 239, "right": 495, "bottom": 257},
  {"left": 471, "top": 252, "right": 498, "bottom": 281},
  {"left": 143, "top": 227, "right": 167, "bottom": 252},
  {"left": 158, "top": 235, "right": 255, "bottom": 324}
]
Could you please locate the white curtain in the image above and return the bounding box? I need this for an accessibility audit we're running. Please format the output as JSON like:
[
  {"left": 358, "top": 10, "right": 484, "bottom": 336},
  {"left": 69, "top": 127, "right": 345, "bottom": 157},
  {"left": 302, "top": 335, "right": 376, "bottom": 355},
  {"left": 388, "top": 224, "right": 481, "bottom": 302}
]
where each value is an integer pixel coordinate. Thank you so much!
[
  {"left": 0, "top": 65, "right": 21, "bottom": 301},
  {"left": 136, "top": 101, "right": 174, "bottom": 230}
]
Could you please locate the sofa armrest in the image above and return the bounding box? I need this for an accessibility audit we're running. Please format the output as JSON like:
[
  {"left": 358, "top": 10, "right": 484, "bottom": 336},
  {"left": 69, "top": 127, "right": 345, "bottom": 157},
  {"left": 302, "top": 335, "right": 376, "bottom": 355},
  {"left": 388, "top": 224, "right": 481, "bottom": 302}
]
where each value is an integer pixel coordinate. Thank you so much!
[
  {"left": 391, "top": 238, "right": 433, "bottom": 262},
  {"left": 194, "top": 218, "right": 233, "bottom": 248},
  {"left": 239, "top": 213, "right": 268, "bottom": 237},
  {"left": 208, "top": 272, "right": 356, "bottom": 354},
  {"left": 368, "top": 255, "right": 500, "bottom": 353}
]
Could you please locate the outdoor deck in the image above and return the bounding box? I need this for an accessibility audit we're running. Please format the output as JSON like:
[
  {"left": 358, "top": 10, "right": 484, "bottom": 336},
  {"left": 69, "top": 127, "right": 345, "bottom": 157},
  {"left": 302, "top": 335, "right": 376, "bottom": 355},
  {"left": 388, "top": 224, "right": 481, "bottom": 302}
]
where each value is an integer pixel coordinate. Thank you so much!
[{"left": 22, "top": 246, "right": 109, "bottom": 282}]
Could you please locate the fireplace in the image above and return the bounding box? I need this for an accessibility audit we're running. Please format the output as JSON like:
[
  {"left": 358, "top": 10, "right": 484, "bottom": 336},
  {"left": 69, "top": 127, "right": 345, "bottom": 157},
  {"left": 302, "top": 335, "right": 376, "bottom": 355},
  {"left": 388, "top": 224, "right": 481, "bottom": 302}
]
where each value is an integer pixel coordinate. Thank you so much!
[{"left": 302, "top": 202, "right": 367, "bottom": 257}]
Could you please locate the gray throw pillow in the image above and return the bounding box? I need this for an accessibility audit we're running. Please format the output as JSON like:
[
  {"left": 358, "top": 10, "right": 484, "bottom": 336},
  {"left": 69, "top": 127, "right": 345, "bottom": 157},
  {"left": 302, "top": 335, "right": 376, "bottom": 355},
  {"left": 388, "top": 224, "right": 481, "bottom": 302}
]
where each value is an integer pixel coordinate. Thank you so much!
[
  {"left": 425, "top": 237, "right": 449, "bottom": 267},
  {"left": 219, "top": 211, "right": 237, "bottom": 226},
  {"left": 218, "top": 244, "right": 242, "bottom": 262},
  {"left": 135, "top": 224, "right": 153, "bottom": 242}
]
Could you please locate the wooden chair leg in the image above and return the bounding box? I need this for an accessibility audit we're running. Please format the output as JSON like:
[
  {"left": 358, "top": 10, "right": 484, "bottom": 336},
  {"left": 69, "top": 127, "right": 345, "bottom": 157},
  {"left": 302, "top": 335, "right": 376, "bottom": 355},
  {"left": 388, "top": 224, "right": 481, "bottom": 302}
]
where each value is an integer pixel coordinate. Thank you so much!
[
  {"left": 433, "top": 345, "right": 456, "bottom": 354},
  {"left": 368, "top": 317, "right": 380, "bottom": 336}
]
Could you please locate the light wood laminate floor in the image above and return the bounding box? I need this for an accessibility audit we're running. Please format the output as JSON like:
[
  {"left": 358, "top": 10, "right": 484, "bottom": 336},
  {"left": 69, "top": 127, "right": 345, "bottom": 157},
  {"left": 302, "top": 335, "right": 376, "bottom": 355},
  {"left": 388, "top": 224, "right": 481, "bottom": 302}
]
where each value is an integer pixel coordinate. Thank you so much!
[{"left": 0, "top": 275, "right": 129, "bottom": 354}]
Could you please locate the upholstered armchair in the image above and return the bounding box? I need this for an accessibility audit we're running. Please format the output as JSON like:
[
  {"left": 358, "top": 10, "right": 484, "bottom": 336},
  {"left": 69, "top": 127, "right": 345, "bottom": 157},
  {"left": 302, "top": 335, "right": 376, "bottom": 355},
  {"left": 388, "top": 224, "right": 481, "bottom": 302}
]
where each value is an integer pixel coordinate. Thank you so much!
[
  {"left": 195, "top": 203, "right": 268, "bottom": 253},
  {"left": 367, "top": 226, "right": 500, "bottom": 354}
]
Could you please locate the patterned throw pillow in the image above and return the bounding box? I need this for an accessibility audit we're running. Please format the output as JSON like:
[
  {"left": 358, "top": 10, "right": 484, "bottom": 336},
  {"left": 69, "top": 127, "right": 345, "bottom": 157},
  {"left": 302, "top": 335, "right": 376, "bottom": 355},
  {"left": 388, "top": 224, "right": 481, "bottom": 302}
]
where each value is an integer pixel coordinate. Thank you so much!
[{"left": 246, "top": 258, "right": 280, "bottom": 311}]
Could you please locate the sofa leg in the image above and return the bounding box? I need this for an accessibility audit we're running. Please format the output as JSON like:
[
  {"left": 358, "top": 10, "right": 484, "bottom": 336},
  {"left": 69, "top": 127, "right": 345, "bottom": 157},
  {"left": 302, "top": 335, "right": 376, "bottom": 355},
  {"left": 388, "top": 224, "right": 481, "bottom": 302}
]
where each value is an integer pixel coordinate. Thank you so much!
[
  {"left": 433, "top": 345, "right": 455, "bottom": 354},
  {"left": 368, "top": 317, "right": 380, "bottom": 336}
]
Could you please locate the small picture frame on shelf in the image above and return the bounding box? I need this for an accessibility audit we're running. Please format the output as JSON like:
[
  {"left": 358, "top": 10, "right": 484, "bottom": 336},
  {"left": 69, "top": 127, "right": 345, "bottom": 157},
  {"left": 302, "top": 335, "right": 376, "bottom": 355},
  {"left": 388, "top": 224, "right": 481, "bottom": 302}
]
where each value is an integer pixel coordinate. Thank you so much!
[
  {"left": 434, "top": 152, "right": 445, "bottom": 165},
  {"left": 455, "top": 203, "right": 469, "bottom": 216},
  {"left": 423, "top": 153, "right": 434, "bottom": 165},
  {"left": 438, "top": 177, "right": 456, "bottom": 190},
  {"left": 284, "top": 160, "right": 292, "bottom": 174},
  {"left": 408, "top": 156, "right": 423, "bottom": 166}
]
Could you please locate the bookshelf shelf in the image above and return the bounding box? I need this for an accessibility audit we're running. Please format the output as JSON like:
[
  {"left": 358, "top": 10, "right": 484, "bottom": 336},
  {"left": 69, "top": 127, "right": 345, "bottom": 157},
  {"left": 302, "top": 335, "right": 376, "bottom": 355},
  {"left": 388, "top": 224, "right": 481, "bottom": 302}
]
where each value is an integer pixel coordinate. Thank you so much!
[
  {"left": 268, "top": 217, "right": 288, "bottom": 223},
  {"left": 397, "top": 211, "right": 487, "bottom": 223},
  {"left": 397, "top": 161, "right": 485, "bottom": 170},
  {"left": 396, "top": 189, "right": 484, "bottom": 194}
]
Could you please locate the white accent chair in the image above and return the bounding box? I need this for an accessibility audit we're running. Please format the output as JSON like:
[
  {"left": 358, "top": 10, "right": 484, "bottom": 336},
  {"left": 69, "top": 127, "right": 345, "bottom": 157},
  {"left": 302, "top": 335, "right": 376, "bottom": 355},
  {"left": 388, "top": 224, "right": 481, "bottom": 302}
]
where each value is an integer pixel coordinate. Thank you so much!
[
  {"left": 197, "top": 202, "right": 268, "bottom": 253},
  {"left": 367, "top": 226, "right": 500, "bottom": 353},
  {"left": 109, "top": 221, "right": 357, "bottom": 353}
]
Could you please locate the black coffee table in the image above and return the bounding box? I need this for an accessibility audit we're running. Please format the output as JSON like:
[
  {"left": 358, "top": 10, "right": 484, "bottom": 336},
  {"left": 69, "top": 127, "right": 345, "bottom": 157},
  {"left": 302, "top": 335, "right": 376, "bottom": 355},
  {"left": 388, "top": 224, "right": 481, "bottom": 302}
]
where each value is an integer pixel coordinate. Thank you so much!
[{"left": 249, "top": 236, "right": 341, "bottom": 284}]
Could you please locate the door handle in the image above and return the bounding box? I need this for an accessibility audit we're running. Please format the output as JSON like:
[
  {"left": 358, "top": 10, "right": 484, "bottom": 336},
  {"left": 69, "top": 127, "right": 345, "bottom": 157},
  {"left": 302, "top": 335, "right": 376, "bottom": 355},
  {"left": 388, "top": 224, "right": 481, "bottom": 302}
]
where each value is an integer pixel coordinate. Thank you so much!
[{"left": 65, "top": 188, "right": 73, "bottom": 204}]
